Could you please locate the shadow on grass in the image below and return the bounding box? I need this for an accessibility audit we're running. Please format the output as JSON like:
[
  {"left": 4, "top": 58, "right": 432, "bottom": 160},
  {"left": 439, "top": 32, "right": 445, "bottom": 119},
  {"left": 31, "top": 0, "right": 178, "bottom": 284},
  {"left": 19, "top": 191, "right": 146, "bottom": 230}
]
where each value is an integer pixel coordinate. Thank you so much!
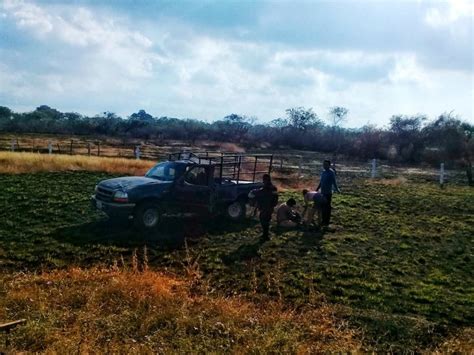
[
  {"left": 280, "top": 224, "right": 327, "bottom": 249},
  {"left": 206, "top": 217, "right": 260, "bottom": 235},
  {"left": 52, "top": 215, "right": 260, "bottom": 251},
  {"left": 221, "top": 241, "right": 263, "bottom": 264},
  {"left": 221, "top": 225, "right": 327, "bottom": 265},
  {"left": 300, "top": 227, "right": 325, "bottom": 243}
]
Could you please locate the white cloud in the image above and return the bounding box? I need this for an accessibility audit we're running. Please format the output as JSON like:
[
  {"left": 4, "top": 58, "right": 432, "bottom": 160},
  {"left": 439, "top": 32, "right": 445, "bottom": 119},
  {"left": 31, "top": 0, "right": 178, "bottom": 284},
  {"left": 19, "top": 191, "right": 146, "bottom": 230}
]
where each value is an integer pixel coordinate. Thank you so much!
[
  {"left": 424, "top": 0, "right": 474, "bottom": 27},
  {"left": 272, "top": 50, "right": 389, "bottom": 69},
  {"left": 2, "top": 0, "right": 53, "bottom": 35},
  {"left": 2, "top": 0, "right": 161, "bottom": 79},
  {"left": 388, "top": 55, "right": 432, "bottom": 87},
  {"left": 0, "top": 0, "right": 471, "bottom": 125}
]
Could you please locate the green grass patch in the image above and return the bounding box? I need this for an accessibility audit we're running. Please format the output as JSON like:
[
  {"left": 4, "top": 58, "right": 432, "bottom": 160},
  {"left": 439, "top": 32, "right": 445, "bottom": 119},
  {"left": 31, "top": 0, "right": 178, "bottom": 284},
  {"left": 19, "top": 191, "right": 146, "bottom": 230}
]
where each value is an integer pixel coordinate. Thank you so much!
[{"left": 1, "top": 171, "right": 473, "bottom": 351}]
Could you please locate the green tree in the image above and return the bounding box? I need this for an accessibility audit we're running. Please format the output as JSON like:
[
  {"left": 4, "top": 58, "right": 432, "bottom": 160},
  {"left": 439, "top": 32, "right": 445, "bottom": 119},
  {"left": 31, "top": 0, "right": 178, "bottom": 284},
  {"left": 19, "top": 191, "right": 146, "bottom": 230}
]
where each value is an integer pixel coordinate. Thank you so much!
[
  {"left": 223, "top": 114, "right": 252, "bottom": 142},
  {"left": 328, "top": 106, "right": 348, "bottom": 127},
  {"left": 389, "top": 114, "right": 426, "bottom": 162},
  {"left": 285, "top": 107, "right": 320, "bottom": 131},
  {"left": 129, "top": 109, "right": 154, "bottom": 122},
  {"left": 424, "top": 113, "right": 473, "bottom": 185},
  {"left": 0, "top": 106, "right": 13, "bottom": 131},
  {"left": 269, "top": 118, "right": 289, "bottom": 128}
]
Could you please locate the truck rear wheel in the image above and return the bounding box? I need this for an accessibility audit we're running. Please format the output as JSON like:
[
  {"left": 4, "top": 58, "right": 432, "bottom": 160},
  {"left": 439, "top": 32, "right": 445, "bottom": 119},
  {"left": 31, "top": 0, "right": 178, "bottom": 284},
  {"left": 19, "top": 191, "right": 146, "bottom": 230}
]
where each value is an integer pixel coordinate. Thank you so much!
[
  {"left": 134, "top": 202, "right": 162, "bottom": 230},
  {"left": 226, "top": 201, "right": 246, "bottom": 221}
]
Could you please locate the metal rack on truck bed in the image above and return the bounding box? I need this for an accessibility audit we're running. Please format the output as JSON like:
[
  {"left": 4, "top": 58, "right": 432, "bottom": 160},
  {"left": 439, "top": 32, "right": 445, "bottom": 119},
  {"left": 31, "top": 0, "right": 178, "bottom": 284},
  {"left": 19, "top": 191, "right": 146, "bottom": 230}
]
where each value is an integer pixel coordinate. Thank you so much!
[{"left": 167, "top": 152, "right": 274, "bottom": 184}]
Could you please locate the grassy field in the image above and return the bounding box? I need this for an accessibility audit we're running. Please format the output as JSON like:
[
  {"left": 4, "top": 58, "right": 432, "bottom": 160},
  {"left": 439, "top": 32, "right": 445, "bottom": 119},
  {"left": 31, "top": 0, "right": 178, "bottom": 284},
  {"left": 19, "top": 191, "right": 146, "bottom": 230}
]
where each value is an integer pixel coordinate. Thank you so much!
[{"left": 0, "top": 160, "right": 473, "bottom": 351}]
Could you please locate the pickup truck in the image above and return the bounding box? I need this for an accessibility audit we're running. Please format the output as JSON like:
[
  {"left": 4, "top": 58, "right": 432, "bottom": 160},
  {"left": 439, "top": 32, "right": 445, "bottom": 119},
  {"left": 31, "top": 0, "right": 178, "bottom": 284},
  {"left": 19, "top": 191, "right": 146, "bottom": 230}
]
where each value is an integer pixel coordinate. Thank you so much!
[{"left": 91, "top": 152, "right": 273, "bottom": 230}]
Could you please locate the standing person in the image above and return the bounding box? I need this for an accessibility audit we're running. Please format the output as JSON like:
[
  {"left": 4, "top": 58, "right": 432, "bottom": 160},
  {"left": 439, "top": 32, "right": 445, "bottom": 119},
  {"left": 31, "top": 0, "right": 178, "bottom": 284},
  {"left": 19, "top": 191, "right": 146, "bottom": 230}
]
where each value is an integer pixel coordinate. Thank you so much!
[
  {"left": 276, "top": 198, "right": 301, "bottom": 227},
  {"left": 250, "top": 174, "right": 278, "bottom": 242},
  {"left": 316, "top": 160, "right": 340, "bottom": 226}
]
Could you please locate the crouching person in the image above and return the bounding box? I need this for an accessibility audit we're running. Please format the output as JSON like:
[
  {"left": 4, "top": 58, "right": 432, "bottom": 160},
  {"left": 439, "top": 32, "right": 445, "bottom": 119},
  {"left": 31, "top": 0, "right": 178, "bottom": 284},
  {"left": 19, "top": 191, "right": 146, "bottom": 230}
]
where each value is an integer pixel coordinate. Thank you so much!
[
  {"left": 302, "top": 189, "right": 327, "bottom": 226},
  {"left": 276, "top": 198, "right": 301, "bottom": 228}
]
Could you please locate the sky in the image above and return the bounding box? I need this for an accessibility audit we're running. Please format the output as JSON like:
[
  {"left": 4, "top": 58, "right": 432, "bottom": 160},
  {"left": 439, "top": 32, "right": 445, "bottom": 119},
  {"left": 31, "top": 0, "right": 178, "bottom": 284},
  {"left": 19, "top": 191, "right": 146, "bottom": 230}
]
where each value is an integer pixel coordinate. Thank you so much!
[{"left": 0, "top": 0, "right": 472, "bottom": 127}]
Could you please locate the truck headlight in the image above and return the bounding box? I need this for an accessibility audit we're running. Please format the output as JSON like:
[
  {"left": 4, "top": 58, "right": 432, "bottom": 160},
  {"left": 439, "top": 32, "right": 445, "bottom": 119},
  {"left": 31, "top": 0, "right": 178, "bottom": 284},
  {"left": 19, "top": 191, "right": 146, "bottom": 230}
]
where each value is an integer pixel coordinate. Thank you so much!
[{"left": 113, "top": 191, "right": 129, "bottom": 203}]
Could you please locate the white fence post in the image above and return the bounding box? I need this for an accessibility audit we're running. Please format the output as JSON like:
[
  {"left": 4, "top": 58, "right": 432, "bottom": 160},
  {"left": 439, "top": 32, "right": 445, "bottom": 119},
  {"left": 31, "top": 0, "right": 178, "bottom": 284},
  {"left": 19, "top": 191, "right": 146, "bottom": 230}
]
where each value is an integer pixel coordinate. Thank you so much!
[
  {"left": 439, "top": 163, "right": 445, "bottom": 187},
  {"left": 371, "top": 158, "right": 377, "bottom": 178},
  {"left": 135, "top": 145, "right": 141, "bottom": 160},
  {"left": 48, "top": 141, "right": 53, "bottom": 155}
]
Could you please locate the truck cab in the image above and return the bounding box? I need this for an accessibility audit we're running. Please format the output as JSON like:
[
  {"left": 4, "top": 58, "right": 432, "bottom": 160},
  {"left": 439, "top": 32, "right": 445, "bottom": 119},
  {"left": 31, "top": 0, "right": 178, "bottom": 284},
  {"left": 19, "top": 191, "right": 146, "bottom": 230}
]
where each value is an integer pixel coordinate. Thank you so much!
[{"left": 91, "top": 152, "right": 273, "bottom": 230}]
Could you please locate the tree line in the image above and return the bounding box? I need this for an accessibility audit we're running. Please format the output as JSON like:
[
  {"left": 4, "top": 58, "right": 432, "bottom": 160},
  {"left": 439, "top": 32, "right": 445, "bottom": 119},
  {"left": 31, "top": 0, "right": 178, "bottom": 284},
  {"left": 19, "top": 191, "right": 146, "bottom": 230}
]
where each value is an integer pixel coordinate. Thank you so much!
[{"left": 0, "top": 105, "right": 472, "bottom": 183}]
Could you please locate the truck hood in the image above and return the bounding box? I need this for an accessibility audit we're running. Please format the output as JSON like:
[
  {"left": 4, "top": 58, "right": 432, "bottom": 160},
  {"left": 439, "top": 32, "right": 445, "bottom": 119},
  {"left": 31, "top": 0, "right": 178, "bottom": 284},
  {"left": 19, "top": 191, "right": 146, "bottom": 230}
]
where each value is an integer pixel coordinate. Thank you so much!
[{"left": 99, "top": 176, "right": 170, "bottom": 191}]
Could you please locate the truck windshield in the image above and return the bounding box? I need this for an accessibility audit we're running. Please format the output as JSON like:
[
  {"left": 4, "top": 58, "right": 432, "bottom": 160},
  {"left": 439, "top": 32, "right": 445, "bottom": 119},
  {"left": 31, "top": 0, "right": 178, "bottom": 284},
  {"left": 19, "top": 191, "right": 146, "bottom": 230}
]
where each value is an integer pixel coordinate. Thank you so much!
[{"left": 145, "top": 162, "right": 181, "bottom": 181}]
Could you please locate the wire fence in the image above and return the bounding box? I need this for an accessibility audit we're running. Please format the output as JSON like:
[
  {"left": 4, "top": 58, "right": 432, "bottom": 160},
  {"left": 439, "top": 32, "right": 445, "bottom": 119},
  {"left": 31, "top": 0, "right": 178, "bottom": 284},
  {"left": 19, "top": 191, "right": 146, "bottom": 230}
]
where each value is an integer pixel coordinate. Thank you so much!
[
  {"left": 0, "top": 135, "right": 212, "bottom": 161},
  {"left": 0, "top": 135, "right": 469, "bottom": 186}
]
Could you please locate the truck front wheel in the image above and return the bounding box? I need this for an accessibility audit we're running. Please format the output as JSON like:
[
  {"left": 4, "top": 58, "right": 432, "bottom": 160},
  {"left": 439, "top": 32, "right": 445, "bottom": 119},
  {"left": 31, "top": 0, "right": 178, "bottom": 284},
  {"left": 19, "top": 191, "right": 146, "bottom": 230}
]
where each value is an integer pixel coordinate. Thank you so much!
[
  {"left": 134, "top": 202, "right": 162, "bottom": 230},
  {"left": 226, "top": 201, "right": 246, "bottom": 221}
]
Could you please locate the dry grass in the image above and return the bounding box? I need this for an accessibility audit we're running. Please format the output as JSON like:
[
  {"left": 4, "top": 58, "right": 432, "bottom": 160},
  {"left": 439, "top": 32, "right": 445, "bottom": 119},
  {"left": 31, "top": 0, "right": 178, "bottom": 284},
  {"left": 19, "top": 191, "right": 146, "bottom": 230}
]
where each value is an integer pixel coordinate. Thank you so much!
[
  {"left": 214, "top": 141, "right": 245, "bottom": 153},
  {"left": 368, "top": 176, "right": 408, "bottom": 186},
  {"left": 0, "top": 151, "right": 154, "bottom": 175},
  {"left": 0, "top": 152, "right": 309, "bottom": 190},
  {"left": 272, "top": 170, "right": 316, "bottom": 191},
  {"left": 0, "top": 266, "right": 361, "bottom": 353},
  {"left": 0, "top": 133, "right": 248, "bottom": 160},
  {"left": 430, "top": 328, "right": 474, "bottom": 354}
]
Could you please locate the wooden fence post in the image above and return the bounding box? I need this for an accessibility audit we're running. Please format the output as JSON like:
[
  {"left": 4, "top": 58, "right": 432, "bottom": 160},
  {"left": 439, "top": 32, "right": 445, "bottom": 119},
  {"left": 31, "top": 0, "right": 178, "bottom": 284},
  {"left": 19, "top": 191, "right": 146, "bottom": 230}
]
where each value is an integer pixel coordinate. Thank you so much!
[
  {"left": 69, "top": 140, "right": 73, "bottom": 155},
  {"left": 97, "top": 142, "right": 101, "bottom": 156},
  {"left": 298, "top": 156, "right": 303, "bottom": 177},
  {"left": 371, "top": 158, "right": 377, "bottom": 178},
  {"left": 135, "top": 145, "right": 141, "bottom": 160},
  {"left": 11, "top": 140, "right": 15, "bottom": 152},
  {"left": 439, "top": 162, "right": 445, "bottom": 188},
  {"left": 87, "top": 143, "right": 91, "bottom": 156},
  {"left": 48, "top": 141, "right": 53, "bottom": 155},
  {"left": 280, "top": 157, "right": 283, "bottom": 169}
]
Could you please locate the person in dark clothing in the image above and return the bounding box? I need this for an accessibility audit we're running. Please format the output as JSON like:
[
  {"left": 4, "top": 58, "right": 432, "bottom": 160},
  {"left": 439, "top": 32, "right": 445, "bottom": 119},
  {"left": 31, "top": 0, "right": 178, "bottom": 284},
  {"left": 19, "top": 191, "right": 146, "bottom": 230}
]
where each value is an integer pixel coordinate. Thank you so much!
[
  {"left": 316, "top": 160, "right": 340, "bottom": 226},
  {"left": 250, "top": 174, "right": 278, "bottom": 242}
]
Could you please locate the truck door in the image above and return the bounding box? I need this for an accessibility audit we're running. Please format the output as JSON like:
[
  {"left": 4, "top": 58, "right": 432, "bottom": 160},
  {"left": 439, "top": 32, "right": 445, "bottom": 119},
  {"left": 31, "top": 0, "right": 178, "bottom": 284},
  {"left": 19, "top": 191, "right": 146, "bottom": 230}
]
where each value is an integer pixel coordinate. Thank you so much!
[{"left": 174, "top": 165, "right": 213, "bottom": 213}]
